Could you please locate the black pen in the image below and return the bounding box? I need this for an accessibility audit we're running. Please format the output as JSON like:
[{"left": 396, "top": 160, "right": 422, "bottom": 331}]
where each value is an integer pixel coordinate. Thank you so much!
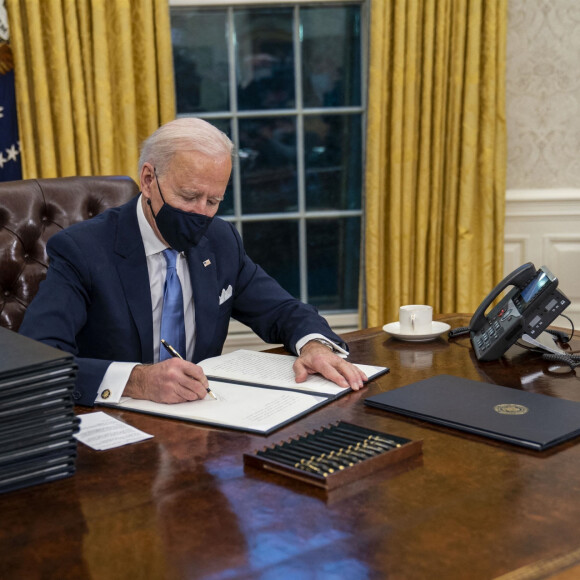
[{"left": 160, "top": 339, "right": 217, "bottom": 400}]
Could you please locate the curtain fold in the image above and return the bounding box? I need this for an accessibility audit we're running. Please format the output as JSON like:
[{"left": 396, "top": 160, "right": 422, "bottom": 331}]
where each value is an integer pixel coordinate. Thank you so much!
[
  {"left": 6, "top": 0, "right": 175, "bottom": 181},
  {"left": 365, "top": 0, "right": 507, "bottom": 327}
]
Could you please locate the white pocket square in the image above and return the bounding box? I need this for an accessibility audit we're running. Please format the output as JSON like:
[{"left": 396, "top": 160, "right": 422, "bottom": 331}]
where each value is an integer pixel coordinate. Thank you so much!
[{"left": 219, "top": 284, "right": 233, "bottom": 305}]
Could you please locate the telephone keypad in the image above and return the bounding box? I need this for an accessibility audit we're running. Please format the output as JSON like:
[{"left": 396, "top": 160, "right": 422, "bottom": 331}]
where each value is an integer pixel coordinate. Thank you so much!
[{"left": 476, "top": 319, "right": 505, "bottom": 353}]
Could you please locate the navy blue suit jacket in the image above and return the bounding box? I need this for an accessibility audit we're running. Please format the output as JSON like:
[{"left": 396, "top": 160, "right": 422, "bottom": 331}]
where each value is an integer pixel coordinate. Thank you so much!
[{"left": 19, "top": 197, "right": 346, "bottom": 405}]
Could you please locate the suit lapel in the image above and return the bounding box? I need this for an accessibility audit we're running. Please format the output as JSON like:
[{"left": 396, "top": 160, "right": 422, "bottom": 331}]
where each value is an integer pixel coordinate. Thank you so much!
[
  {"left": 114, "top": 198, "right": 154, "bottom": 363},
  {"left": 186, "top": 238, "right": 218, "bottom": 362}
]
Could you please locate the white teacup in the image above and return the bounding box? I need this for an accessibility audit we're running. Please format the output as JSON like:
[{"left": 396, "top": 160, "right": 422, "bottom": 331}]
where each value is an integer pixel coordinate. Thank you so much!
[{"left": 399, "top": 304, "right": 433, "bottom": 334}]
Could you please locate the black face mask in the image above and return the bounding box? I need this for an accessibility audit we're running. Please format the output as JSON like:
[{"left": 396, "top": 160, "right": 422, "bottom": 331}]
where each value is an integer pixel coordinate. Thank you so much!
[{"left": 146, "top": 170, "right": 214, "bottom": 252}]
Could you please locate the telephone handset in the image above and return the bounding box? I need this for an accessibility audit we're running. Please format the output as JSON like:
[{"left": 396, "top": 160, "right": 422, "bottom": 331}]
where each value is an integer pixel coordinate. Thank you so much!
[{"left": 469, "top": 262, "right": 570, "bottom": 361}]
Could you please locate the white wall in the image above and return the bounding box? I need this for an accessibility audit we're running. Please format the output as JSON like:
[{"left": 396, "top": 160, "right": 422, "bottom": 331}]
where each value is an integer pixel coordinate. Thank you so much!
[
  {"left": 506, "top": 0, "right": 580, "bottom": 189},
  {"left": 505, "top": 0, "right": 580, "bottom": 328}
]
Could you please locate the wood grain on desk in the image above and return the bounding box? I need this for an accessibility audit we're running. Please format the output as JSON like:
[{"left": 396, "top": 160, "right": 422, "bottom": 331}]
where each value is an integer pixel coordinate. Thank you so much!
[{"left": 1, "top": 314, "right": 580, "bottom": 580}]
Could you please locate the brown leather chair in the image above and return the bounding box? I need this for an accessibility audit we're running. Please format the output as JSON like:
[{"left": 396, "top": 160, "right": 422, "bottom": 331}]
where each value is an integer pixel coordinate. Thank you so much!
[{"left": 0, "top": 175, "right": 139, "bottom": 331}]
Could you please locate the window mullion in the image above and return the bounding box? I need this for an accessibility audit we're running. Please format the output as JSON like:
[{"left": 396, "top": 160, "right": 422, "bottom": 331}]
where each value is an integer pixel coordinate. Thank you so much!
[
  {"left": 294, "top": 5, "right": 308, "bottom": 304},
  {"left": 227, "top": 7, "right": 243, "bottom": 234}
]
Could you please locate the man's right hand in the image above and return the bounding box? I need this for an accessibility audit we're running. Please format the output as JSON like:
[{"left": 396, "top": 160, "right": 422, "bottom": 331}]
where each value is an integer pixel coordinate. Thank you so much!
[{"left": 123, "top": 358, "right": 210, "bottom": 403}]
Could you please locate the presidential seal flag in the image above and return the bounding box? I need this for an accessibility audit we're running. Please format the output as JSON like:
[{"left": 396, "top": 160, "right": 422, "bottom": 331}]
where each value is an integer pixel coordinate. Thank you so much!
[{"left": 0, "top": 0, "right": 21, "bottom": 182}]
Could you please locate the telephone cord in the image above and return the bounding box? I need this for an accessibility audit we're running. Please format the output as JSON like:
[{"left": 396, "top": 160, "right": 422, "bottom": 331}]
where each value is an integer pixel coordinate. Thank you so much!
[{"left": 542, "top": 352, "right": 580, "bottom": 371}]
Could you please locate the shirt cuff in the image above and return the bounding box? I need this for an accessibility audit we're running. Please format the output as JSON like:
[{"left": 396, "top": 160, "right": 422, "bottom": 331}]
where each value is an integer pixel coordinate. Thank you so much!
[
  {"left": 95, "top": 362, "right": 139, "bottom": 404},
  {"left": 296, "top": 333, "right": 349, "bottom": 358}
]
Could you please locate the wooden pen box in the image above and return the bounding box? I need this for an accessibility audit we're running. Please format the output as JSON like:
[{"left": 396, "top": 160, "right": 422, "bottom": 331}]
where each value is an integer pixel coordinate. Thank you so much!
[{"left": 243, "top": 421, "right": 423, "bottom": 490}]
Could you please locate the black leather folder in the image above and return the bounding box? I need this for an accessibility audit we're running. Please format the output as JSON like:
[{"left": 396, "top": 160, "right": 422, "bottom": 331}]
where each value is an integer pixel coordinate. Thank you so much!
[
  {"left": 0, "top": 456, "right": 77, "bottom": 493},
  {"left": 365, "top": 374, "right": 580, "bottom": 450},
  {"left": 0, "top": 329, "right": 74, "bottom": 380},
  {"left": 0, "top": 408, "right": 77, "bottom": 436}
]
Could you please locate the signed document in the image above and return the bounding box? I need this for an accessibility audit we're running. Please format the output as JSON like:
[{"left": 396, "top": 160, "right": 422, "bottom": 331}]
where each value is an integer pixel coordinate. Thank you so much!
[
  {"left": 102, "top": 350, "right": 389, "bottom": 435},
  {"left": 110, "top": 382, "right": 327, "bottom": 434}
]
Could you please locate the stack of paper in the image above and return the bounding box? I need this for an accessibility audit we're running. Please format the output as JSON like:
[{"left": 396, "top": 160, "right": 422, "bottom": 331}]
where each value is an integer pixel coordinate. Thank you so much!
[{"left": 0, "top": 327, "right": 80, "bottom": 493}]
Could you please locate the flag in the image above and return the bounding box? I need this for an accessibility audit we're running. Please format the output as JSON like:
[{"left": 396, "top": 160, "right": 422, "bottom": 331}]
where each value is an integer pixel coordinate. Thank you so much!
[{"left": 0, "top": 0, "right": 22, "bottom": 181}]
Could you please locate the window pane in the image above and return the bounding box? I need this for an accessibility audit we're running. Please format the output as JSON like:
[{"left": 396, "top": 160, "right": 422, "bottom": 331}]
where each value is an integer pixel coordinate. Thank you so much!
[
  {"left": 239, "top": 117, "right": 298, "bottom": 214},
  {"left": 235, "top": 8, "right": 295, "bottom": 110},
  {"left": 243, "top": 220, "right": 300, "bottom": 298},
  {"left": 171, "top": 10, "right": 229, "bottom": 113},
  {"left": 302, "top": 5, "right": 361, "bottom": 108},
  {"left": 307, "top": 217, "right": 360, "bottom": 310},
  {"left": 305, "top": 113, "right": 362, "bottom": 211}
]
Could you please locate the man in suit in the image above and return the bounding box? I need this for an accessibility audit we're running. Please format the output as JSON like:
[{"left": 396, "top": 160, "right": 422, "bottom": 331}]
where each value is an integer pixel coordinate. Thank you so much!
[{"left": 20, "top": 118, "right": 367, "bottom": 406}]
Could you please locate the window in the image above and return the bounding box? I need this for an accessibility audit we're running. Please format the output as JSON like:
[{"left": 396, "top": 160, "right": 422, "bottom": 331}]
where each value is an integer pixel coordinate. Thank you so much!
[{"left": 170, "top": 1, "right": 366, "bottom": 322}]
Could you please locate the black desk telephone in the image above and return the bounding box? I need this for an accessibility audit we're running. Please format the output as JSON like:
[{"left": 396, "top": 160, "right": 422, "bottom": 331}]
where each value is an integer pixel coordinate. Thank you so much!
[{"left": 467, "top": 263, "right": 570, "bottom": 361}]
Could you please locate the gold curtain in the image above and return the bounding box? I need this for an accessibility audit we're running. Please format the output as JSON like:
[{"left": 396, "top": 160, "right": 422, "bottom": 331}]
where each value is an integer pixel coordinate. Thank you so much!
[
  {"left": 6, "top": 0, "right": 175, "bottom": 181},
  {"left": 365, "top": 0, "right": 507, "bottom": 327}
]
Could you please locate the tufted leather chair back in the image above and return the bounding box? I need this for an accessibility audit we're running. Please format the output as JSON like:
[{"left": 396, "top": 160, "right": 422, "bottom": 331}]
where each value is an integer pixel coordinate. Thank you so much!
[{"left": 0, "top": 175, "right": 139, "bottom": 331}]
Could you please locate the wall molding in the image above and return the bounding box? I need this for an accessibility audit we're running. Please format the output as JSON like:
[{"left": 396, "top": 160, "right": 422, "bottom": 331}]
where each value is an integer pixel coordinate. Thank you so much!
[{"left": 506, "top": 189, "right": 580, "bottom": 217}]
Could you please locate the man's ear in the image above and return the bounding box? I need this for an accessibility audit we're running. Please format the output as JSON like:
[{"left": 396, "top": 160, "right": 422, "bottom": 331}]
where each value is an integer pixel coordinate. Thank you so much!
[{"left": 140, "top": 163, "right": 155, "bottom": 196}]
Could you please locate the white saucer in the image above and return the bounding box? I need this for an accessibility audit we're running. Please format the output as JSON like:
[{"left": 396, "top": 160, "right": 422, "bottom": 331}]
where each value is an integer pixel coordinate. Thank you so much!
[{"left": 382, "top": 321, "right": 451, "bottom": 342}]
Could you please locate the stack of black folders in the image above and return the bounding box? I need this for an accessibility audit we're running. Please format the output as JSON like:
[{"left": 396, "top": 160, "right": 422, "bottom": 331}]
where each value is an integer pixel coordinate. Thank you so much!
[
  {"left": 0, "top": 327, "right": 80, "bottom": 494},
  {"left": 244, "top": 421, "right": 422, "bottom": 490}
]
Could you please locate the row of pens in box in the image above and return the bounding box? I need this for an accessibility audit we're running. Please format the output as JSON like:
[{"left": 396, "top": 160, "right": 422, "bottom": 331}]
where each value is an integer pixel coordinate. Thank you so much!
[{"left": 253, "top": 421, "right": 408, "bottom": 479}]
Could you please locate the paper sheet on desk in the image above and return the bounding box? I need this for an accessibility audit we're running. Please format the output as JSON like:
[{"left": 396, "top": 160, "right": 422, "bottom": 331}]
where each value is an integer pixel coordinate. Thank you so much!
[{"left": 75, "top": 412, "right": 153, "bottom": 450}]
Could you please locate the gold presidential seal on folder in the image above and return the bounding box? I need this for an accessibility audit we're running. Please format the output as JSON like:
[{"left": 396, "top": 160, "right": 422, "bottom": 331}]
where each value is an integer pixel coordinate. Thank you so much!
[{"left": 494, "top": 403, "right": 528, "bottom": 415}]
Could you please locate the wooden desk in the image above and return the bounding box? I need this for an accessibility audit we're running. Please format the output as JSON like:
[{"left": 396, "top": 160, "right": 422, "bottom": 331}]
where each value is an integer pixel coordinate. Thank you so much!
[{"left": 2, "top": 314, "right": 580, "bottom": 580}]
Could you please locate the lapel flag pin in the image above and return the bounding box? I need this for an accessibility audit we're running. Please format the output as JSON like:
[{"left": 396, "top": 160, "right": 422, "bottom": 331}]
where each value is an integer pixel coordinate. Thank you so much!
[{"left": 203, "top": 259, "right": 211, "bottom": 267}]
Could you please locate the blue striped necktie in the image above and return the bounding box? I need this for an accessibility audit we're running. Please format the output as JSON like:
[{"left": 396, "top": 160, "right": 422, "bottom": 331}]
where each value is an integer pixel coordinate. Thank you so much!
[{"left": 159, "top": 249, "right": 186, "bottom": 361}]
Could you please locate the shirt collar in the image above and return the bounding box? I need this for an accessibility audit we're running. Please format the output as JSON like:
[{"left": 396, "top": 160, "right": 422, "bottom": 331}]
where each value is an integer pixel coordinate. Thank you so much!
[{"left": 136, "top": 194, "right": 167, "bottom": 257}]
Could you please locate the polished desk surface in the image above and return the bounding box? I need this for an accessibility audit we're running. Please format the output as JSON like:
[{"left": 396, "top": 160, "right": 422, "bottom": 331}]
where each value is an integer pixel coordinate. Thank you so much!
[{"left": 2, "top": 314, "right": 580, "bottom": 580}]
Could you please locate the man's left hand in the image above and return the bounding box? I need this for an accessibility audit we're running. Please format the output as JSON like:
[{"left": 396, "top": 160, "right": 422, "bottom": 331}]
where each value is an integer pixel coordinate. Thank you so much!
[{"left": 293, "top": 340, "right": 367, "bottom": 390}]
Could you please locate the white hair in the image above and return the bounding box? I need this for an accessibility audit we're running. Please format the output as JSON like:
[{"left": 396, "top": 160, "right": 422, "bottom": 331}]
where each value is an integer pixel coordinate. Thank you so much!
[{"left": 138, "top": 117, "right": 234, "bottom": 176}]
